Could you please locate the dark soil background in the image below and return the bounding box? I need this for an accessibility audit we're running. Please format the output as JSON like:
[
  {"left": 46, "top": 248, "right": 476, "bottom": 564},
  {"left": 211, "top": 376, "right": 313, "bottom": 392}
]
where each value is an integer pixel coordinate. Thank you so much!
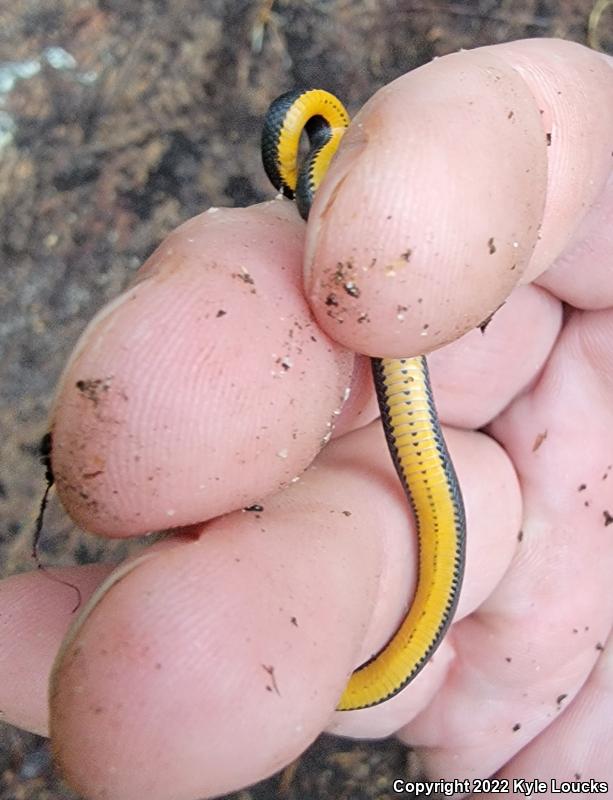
[{"left": 1, "top": 1, "right": 611, "bottom": 798}]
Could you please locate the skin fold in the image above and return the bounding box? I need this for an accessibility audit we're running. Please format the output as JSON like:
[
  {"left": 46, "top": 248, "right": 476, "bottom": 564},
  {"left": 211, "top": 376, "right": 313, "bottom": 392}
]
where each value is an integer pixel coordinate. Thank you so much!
[{"left": 0, "top": 39, "right": 611, "bottom": 800}]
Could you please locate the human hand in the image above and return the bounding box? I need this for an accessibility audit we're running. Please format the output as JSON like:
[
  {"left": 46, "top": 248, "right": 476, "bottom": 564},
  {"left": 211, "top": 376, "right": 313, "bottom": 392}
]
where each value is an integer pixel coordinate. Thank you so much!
[{"left": 0, "top": 38, "right": 611, "bottom": 800}]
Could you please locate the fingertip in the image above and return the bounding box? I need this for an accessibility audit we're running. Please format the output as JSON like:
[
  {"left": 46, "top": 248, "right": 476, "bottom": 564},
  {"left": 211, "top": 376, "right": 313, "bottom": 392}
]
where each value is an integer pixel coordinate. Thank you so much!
[
  {"left": 305, "top": 48, "right": 547, "bottom": 357},
  {"left": 49, "top": 506, "right": 369, "bottom": 799},
  {"left": 50, "top": 202, "right": 355, "bottom": 536}
]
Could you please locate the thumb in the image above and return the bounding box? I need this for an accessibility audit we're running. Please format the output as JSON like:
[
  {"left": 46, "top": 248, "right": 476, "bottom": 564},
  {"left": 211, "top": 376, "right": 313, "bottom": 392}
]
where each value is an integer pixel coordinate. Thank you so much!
[{"left": 303, "top": 39, "right": 612, "bottom": 357}]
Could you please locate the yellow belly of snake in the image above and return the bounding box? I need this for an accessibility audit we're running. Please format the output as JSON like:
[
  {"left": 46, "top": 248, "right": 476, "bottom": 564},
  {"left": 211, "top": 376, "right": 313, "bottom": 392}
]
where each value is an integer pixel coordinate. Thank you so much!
[{"left": 261, "top": 88, "right": 466, "bottom": 711}]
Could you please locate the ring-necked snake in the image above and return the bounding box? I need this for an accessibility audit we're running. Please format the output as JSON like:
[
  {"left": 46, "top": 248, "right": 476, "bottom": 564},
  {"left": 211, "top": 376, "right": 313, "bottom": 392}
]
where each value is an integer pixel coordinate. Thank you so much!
[{"left": 261, "top": 88, "right": 466, "bottom": 711}]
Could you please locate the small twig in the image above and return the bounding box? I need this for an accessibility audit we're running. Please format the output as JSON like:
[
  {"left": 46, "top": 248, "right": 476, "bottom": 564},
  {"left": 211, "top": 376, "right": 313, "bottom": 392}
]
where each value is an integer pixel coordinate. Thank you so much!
[
  {"left": 33, "top": 432, "right": 82, "bottom": 613},
  {"left": 32, "top": 432, "right": 54, "bottom": 560},
  {"left": 588, "top": 0, "right": 613, "bottom": 49},
  {"left": 251, "top": 0, "right": 276, "bottom": 54},
  {"left": 277, "top": 757, "right": 300, "bottom": 797}
]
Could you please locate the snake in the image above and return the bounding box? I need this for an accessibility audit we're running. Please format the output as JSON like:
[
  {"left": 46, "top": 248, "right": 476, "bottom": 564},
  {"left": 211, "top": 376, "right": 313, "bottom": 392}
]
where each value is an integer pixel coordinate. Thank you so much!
[{"left": 261, "top": 88, "right": 465, "bottom": 711}]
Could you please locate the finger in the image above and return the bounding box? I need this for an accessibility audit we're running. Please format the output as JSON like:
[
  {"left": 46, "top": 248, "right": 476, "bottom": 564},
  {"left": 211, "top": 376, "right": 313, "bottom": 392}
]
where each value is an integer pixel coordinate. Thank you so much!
[
  {"left": 489, "top": 631, "right": 613, "bottom": 790},
  {"left": 51, "top": 201, "right": 359, "bottom": 537},
  {"left": 398, "top": 307, "right": 613, "bottom": 779},
  {"left": 50, "top": 420, "right": 520, "bottom": 800},
  {"left": 0, "top": 564, "right": 113, "bottom": 735},
  {"left": 304, "top": 40, "right": 612, "bottom": 356},
  {"left": 427, "top": 284, "right": 562, "bottom": 429},
  {"left": 498, "top": 42, "right": 613, "bottom": 309},
  {"left": 538, "top": 169, "right": 613, "bottom": 310}
]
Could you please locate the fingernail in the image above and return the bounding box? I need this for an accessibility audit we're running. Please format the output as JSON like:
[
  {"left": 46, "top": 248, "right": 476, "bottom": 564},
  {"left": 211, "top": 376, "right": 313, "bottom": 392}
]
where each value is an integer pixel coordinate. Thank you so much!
[{"left": 49, "top": 552, "right": 158, "bottom": 696}]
